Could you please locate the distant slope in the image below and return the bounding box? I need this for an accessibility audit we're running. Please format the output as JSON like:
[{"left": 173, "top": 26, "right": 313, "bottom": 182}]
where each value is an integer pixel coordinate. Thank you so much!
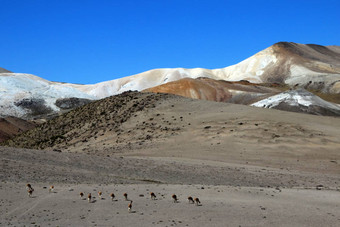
[
  {"left": 144, "top": 77, "right": 280, "bottom": 104},
  {"left": 251, "top": 89, "right": 340, "bottom": 116},
  {"left": 0, "top": 117, "right": 36, "bottom": 142}
]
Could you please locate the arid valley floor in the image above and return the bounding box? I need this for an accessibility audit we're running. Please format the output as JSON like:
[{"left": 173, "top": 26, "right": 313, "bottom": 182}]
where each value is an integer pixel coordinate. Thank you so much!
[{"left": 1, "top": 93, "right": 340, "bottom": 226}]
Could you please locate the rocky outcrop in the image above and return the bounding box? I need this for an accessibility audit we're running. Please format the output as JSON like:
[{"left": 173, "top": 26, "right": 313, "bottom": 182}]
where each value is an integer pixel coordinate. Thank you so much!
[{"left": 55, "top": 98, "right": 92, "bottom": 110}]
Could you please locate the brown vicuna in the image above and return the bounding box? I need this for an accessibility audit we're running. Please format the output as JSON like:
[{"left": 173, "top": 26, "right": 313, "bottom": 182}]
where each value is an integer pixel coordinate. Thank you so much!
[
  {"left": 27, "top": 188, "right": 34, "bottom": 197},
  {"left": 194, "top": 197, "right": 201, "bottom": 206},
  {"left": 110, "top": 193, "right": 115, "bottom": 201},
  {"left": 123, "top": 193, "right": 128, "bottom": 201},
  {"left": 26, "top": 184, "right": 34, "bottom": 197},
  {"left": 188, "top": 196, "right": 194, "bottom": 204},
  {"left": 87, "top": 193, "right": 92, "bottom": 203},
  {"left": 49, "top": 185, "right": 54, "bottom": 193},
  {"left": 26, "top": 184, "right": 32, "bottom": 190},
  {"left": 172, "top": 194, "right": 178, "bottom": 203},
  {"left": 98, "top": 191, "right": 102, "bottom": 199},
  {"left": 150, "top": 192, "right": 156, "bottom": 200},
  {"left": 79, "top": 192, "right": 84, "bottom": 199},
  {"left": 128, "top": 201, "right": 133, "bottom": 212}
]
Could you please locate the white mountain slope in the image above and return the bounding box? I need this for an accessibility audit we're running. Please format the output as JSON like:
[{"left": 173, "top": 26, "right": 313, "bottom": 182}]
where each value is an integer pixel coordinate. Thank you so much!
[
  {"left": 64, "top": 47, "right": 279, "bottom": 98},
  {"left": 0, "top": 73, "right": 95, "bottom": 118},
  {"left": 68, "top": 42, "right": 340, "bottom": 98},
  {"left": 251, "top": 89, "right": 340, "bottom": 116}
]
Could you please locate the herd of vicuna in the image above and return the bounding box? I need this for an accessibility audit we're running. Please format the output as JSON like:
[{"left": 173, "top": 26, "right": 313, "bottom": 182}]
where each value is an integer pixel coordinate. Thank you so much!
[{"left": 26, "top": 184, "right": 202, "bottom": 212}]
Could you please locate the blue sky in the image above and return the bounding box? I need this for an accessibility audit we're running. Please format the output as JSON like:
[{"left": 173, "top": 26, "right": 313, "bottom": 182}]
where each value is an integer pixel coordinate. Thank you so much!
[{"left": 1, "top": 0, "right": 339, "bottom": 84}]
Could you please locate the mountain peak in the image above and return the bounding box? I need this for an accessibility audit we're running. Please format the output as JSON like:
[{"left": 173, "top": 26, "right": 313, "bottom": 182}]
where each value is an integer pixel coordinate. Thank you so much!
[{"left": 271, "top": 42, "right": 340, "bottom": 63}]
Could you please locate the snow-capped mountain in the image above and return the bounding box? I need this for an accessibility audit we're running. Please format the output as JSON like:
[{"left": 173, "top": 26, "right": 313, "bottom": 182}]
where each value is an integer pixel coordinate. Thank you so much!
[{"left": 251, "top": 89, "right": 340, "bottom": 116}]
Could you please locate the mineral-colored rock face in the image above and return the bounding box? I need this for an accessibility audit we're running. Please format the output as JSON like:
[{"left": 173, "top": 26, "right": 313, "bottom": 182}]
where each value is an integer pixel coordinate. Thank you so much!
[{"left": 144, "top": 77, "right": 279, "bottom": 104}]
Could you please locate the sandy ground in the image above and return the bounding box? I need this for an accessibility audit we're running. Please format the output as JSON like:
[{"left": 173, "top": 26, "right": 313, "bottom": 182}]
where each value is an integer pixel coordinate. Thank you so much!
[
  {"left": 1, "top": 96, "right": 340, "bottom": 226},
  {"left": 0, "top": 183, "right": 339, "bottom": 227},
  {"left": 1, "top": 146, "right": 340, "bottom": 226}
]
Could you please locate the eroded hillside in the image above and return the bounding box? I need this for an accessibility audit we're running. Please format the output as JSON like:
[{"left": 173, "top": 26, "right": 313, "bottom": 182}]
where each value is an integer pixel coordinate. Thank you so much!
[{"left": 2, "top": 91, "right": 182, "bottom": 151}]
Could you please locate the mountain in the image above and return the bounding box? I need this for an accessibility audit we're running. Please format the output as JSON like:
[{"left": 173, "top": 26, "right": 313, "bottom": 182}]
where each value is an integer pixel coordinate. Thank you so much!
[
  {"left": 69, "top": 42, "right": 340, "bottom": 96},
  {"left": 1, "top": 42, "right": 340, "bottom": 119},
  {"left": 251, "top": 89, "right": 340, "bottom": 116}
]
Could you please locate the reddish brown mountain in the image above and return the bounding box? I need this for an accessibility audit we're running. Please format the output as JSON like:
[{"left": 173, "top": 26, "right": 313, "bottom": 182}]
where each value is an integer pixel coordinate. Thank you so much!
[{"left": 144, "top": 77, "right": 280, "bottom": 104}]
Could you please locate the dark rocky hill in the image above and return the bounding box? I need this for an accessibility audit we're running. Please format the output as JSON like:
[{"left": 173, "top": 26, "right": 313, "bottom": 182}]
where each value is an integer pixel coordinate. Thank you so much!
[{"left": 2, "top": 91, "right": 180, "bottom": 151}]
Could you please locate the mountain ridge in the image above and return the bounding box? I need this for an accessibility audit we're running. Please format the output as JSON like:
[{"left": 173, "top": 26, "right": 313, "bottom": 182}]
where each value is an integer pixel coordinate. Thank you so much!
[{"left": 1, "top": 42, "right": 340, "bottom": 119}]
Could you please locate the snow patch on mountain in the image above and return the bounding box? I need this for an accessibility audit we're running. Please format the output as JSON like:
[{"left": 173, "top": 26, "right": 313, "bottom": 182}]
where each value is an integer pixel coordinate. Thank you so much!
[
  {"left": 251, "top": 89, "right": 340, "bottom": 115},
  {"left": 0, "top": 73, "right": 95, "bottom": 118}
]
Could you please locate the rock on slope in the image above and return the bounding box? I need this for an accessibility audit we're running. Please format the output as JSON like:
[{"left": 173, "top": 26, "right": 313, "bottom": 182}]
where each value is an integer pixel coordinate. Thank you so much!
[{"left": 251, "top": 89, "right": 340, "bottom": 116}]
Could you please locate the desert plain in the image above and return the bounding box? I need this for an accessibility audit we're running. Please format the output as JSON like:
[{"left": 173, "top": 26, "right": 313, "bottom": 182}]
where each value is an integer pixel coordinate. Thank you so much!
[{"left": 1, "top": 92, "right": 340, "bottom": 226}]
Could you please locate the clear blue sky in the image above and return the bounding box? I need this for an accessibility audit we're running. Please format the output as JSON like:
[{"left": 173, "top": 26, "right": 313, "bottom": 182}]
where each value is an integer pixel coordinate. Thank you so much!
[{"left": 1, "top": 0, "right": 339, "bottom": 84}]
